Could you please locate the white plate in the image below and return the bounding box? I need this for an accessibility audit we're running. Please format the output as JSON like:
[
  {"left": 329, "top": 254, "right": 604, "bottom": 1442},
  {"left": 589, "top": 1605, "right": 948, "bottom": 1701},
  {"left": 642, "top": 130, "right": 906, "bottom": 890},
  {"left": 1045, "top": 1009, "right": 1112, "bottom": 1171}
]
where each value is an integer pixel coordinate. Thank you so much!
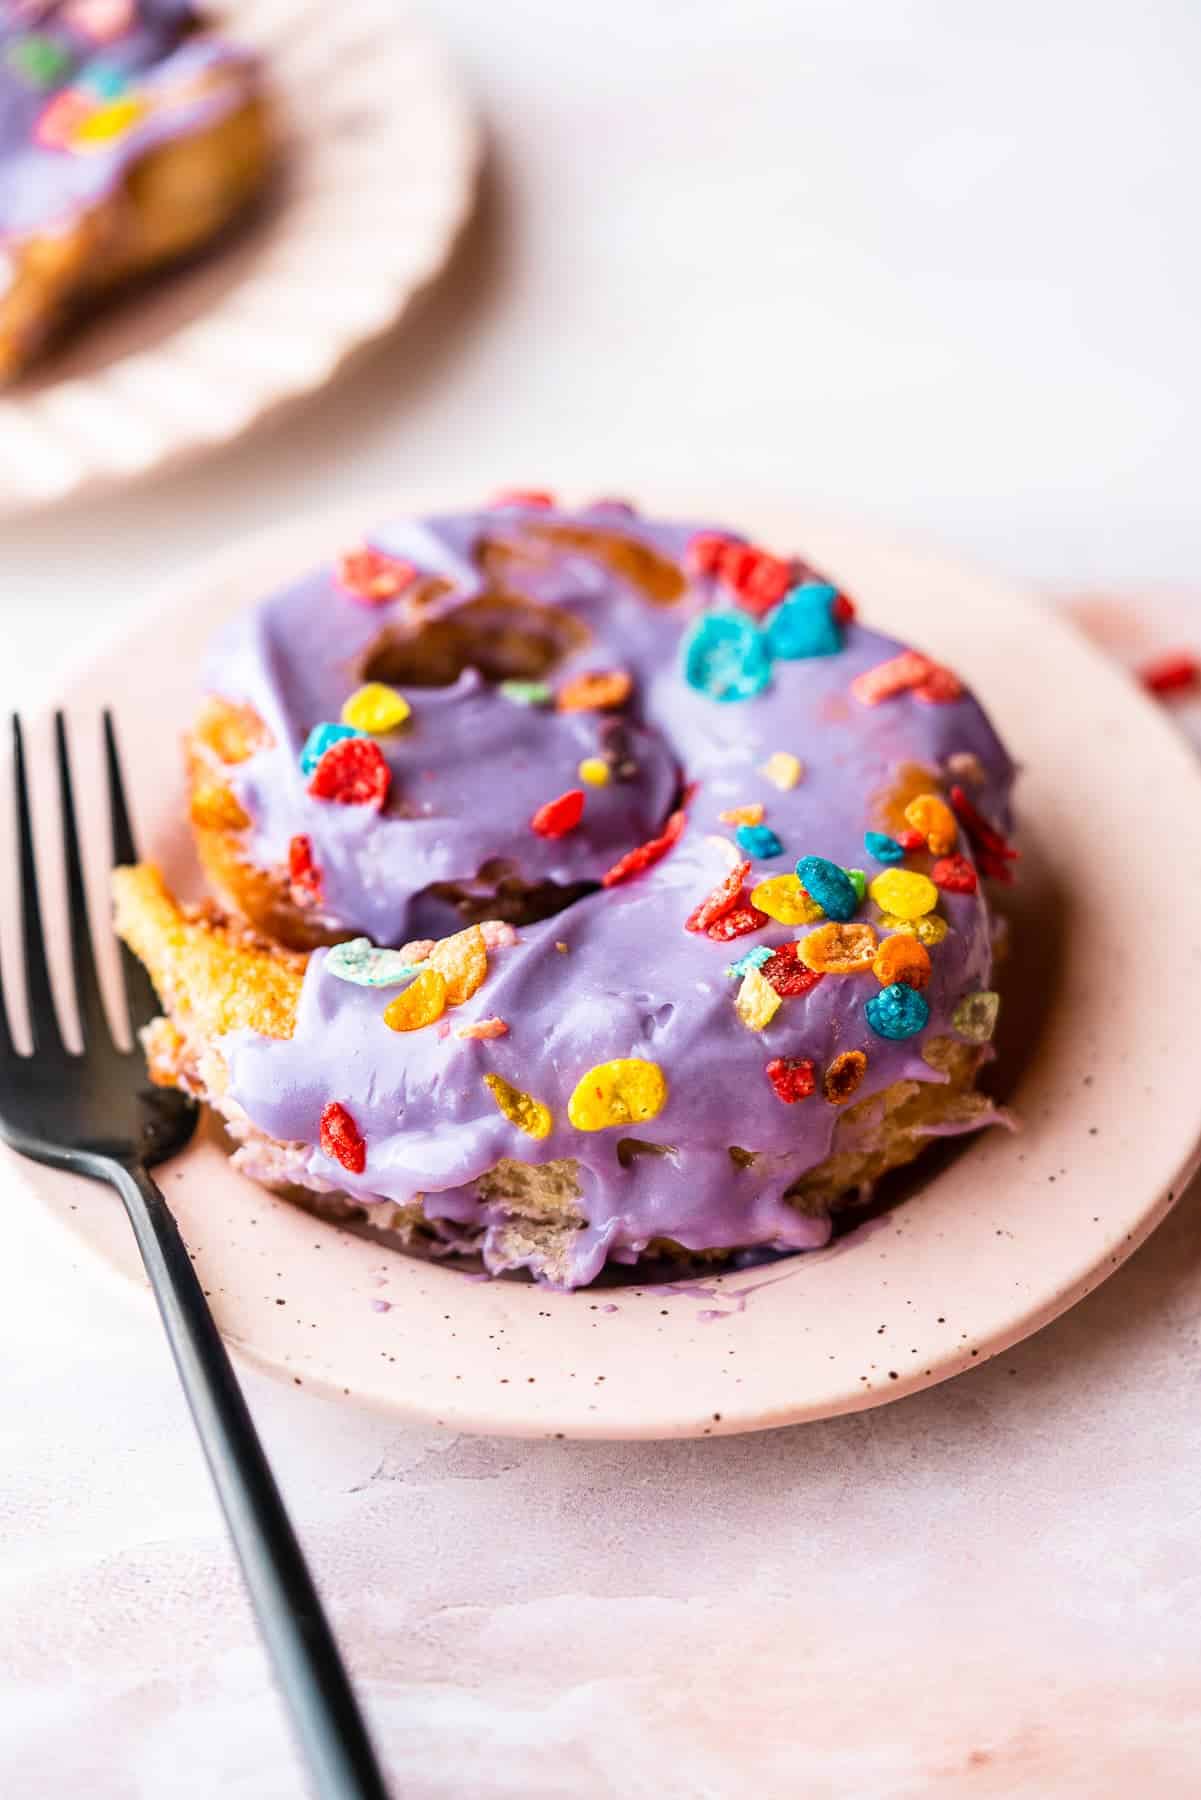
[
  {"left": 10, "top": 492, "right": 1201, "bottom": 1438},
  {"left": 0, "top": 1, "right": 478, "bottom": 514}
]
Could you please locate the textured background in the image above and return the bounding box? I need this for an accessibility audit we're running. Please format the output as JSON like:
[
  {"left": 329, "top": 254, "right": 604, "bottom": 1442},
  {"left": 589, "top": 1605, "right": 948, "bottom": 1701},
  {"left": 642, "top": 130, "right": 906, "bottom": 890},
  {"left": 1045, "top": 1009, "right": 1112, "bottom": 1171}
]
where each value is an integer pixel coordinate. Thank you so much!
[{"left": 2, "top": 2, "right": 1201, "bottom": 1794}]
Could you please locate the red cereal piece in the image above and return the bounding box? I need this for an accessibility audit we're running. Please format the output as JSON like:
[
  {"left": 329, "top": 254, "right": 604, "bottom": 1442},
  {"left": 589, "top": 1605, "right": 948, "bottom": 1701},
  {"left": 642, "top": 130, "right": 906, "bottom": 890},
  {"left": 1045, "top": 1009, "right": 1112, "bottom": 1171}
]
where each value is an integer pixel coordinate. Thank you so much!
[
  {"left": 288, "top": 834, "right": 322, "bottom": 905},
  {"left": 850, "top": 650, "right": 934, "bottom": 707},
  {"left": 335, "top": 544, "right": 416, "bottom": 603},
  {"left": 896, "top": 827, "right": 927, "bottom": 852},
  {"left": 760, "top": 945, "right": 824, "bottom": 997},
  {"left": 721, "top": 546, "right": 794, "bottom": 617},
  {"left": 950, "top": 785, "right": 1019, "bottom": 883},
  {"left": 765, "top": 1057, "right": 817, "bottom": 1104},
  {"left": 490, "top": 489, "right": 555, "bottom": 508},
  {"left": 602, "top": 806, "right": 687, "bottom": 887},
  {"left": 307, "top": 737, "right": 391, "bottom": 809},
  {"left": 832, "top": 592, "right": 856, "bottom": 624},
  {"left": 705, "top": 902, "right": 769, "bottom": 941},
  {"left": 912, "top": 664, "right": 965, "bottom": 704},
  {"left": 1140, "top": 652, "right": 1200, "bottom": 696},
  {"left": 34, "top": 89, "right": 91, "bottom": 150},
  {"left": 931, "top": 853, "right": 978, "bottom": 894},
  {"left": 319, "top": 1101, "right": 366, "bottom": 1175},
  {"left": 531, "top": 788, "right": 585, "bottom": 838},
  {"left": 685, "top": 860, "right": 752, "bottom": 933},
  {"left": 685, "top": 531, "right": 735, "bottom": 576}
]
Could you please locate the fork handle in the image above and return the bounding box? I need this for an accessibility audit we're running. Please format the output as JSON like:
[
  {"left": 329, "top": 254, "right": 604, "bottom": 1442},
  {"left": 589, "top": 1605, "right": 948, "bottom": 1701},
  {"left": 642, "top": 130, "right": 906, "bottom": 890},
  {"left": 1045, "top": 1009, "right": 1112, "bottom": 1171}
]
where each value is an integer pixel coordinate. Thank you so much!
[{"left": 110, "top": 1161, "right": 391, "bottom": 1800}]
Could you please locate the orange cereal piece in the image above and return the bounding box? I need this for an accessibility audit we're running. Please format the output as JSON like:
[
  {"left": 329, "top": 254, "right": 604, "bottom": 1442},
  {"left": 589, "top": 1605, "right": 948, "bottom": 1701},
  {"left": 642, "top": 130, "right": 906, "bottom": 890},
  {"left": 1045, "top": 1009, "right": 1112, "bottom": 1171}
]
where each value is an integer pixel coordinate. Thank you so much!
[
  {"left": 382, "top": 967, "right": 447, "bottom": 1032},
  {"left": 904, "top": 792, "right": 957, "bottom": 855},
  {"left": 718, "top": 803, "right": 765, "bottom": 827},
  {"left": 823, "top": 1049, "right": 868, "bottom": 1105},
  {"left": 194, "top": 696, "right": 272, "bottom": 765},
  {"left": 189, "top": 781, "right": 249, "bottom": 832},
  {"left": 798, "top": 921, "right": 878, "bottom": 974},
  {"left": 872, "top": 934, "right": 932, "bottom": 991},
  {"left": 428, "top": 924, "right": 488, "bottom": 1005},
  {"left": 556, "top": 669, "right": 633, "bottom": 713}
]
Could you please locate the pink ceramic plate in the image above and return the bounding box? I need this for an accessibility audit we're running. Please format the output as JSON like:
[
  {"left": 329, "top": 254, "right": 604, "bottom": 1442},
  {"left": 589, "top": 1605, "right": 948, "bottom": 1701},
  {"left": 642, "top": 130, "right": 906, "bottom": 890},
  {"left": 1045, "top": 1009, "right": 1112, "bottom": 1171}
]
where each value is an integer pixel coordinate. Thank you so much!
[{"left": 10, "top": 495, "right": 1201, "bottom": 1439}]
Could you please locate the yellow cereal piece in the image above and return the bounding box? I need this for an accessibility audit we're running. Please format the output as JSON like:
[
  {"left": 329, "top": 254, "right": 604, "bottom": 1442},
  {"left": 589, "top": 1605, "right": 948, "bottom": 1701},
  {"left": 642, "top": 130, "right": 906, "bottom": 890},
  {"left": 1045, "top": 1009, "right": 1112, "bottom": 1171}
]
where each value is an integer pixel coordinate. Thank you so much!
[
  {"left": 760, "top": 751, "right": 803, "bottom": 790},
  {"left": 869, "top": 868, "right": 939, "bottom": 920},
  {"left": 872, "top": 934, "right": 932, "bottom": 990},
  {"left": 734, "top": 966, "right": 782, "bottom": 1032},
  {"left": 578, "top": 757, "right": 610, "bottom": 786},
  {"left": 74, "top": 96, "right": 147, "bottom": 146},
  {"left": 878, "top": 910, "right": 949, "bottom": 946},
  {"left": 382, "top": 966, "right": 447, "bottom": 1032},
  {"left": 750, "top": 872, "right": 824, "bottom": 926},
  {"left": 483, "top": 1072, "right": 553, "bottom": 1139},
  {"left": 567, "top": 1057, "right": 668, "bottom": 1131},
  {"left": 904, "top": 792, "right": 956, "bottom": 856},
  {"left": 341, "top": 682, "right": 412, "bottom": 734},
  {"left": 798, "top": 921, "right": 878, "bottom": 974},
  {"left": 719, "top": 803, "right": 765, "bottom": 827},
  {"left": 427, "top": 924, "right": 487, "bottom": 1005}
]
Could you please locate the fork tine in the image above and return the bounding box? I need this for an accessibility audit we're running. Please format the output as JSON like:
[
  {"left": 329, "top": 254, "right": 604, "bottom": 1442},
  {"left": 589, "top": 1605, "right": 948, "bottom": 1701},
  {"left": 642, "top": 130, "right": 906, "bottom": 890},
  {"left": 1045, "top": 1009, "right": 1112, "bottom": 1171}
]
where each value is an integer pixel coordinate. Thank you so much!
[
  {"left": 103, "top": 709, "right": 161, "bottom": 1036},
  {"left": 55, "top": 713, "right": 111, "bottom": 1050},
  {"left": 13, "top": 715, "right": 64, "bottom": 1054}
]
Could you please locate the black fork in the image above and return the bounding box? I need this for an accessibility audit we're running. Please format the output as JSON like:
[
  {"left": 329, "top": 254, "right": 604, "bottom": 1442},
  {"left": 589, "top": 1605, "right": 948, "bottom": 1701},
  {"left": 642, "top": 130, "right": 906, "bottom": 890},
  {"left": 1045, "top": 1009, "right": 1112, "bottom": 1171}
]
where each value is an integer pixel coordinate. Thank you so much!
[{"left": 0, "top": 713, "right": 390, "bottom": 1800}]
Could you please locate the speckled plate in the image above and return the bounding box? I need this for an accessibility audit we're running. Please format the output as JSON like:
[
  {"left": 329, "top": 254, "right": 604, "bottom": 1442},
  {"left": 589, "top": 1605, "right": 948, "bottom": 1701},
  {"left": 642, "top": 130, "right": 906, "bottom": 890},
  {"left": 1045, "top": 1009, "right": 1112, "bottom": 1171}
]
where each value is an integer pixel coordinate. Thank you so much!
[
  {"left": 0, "top": 0, "right": 478, "bottom": 514},
  {"left": 9, "top": 494, "right": 1201, "bottom": 1438}
]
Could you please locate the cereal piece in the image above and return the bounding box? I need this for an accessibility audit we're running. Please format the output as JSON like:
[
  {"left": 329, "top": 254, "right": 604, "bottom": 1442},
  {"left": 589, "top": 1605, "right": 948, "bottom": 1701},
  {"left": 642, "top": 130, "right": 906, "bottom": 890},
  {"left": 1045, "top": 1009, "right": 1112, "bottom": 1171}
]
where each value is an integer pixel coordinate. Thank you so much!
[
  {"left": 796, "top": 856, "right": 859, "bottom": 922},
  {"left": 865, "top": 982, "right": 930, "bottom": 1040},
  {"left": 896, "top": 828, "right": 927, "bottom": 852},
  {"left": 904, "top": 792, "right": 957, "bottom": 855},
  {"left": 760, "top": 751, "right": 803, "bottom": 790},
  {"left": 557, "top": 669, "right": 633, "bottom": 713},
  {"left": 850, "top": 650, "right": 934, "bottom": 707},
  {"left": 531, "top": 789, "right": 585, "bottom": 838},
  {"left": 864, "top": 830, "right": 904, "bottom": 864},
  {"left": 798, "top": 921, "right": 878, "bottom": 974},
  {"left": 189, "top": 782, "right": 249, "bottom": 832},
  {"left": 490, "top": 489, "right": 555, "bottom": 508},
  {"left": 872, "top": 935, "right": 932, "bottom": 991},
  {"left": 912, "top": 665, "right": 964, "bottom": 705},
  {"left": 327, "top": 938, "right": 422, "bottom": 988},
  {"left": 479, "top": 920, "right": 518, "bottom": 949},
  {"left": 765, "top": 1057, "right": 817, "bottom": 1104},
  {"left": 733, "top": 965, "right": 782, "bottom": 1031},
  {"left": 455, "top": 1016, "right": 509, "bottom": 1040},
  {"left": 760, "top": 945, "right": 824, "bottom": 997},
  {"left": 685, "top": 860, "right": 751, "bottom": 934},
  {"left": 194, "top": 697, "right": 273, "bottom": 765},
  {"left": 952, "top": 990, "right": 1001, "bottom": 1043},
  {"left": 946, "top": 751, "right": 985, "bottom": 786},
  {"left": 832, "top": 592, "right": 857, "bottom": 624},
  {"left": 736, "top": 823, "right": 784, "bottom": 859},
  {"left": 288, "top": 835, "right": 322, "bottom": 906},
  {"left": 764, "top": 584, "right": 841, "bottom": 659},
  {"left": 725, "top": 945, "right": 773, "bottom": 980},
  {"left": 682, "top": 611, "right": 773, "bottom": 703},
  {"left": 499, "top": 679, "right": 553, "bottom": 705},
  {"left": 74, "top": 94, "right": 146, "bottom": 146},
  {"left": 567, "top": 1058, "right": 668, "bottom": 1130},
  {"left": 382, "top": 967, "right": 447, "bottom": 1032},
  {"left": 398, "top": 937, "right": 436, "bottom": 964},
  {"left": 869, "top": 868, "right": 938, "bottom": 920},
  {"left": 877, "top": 910, "right": 950, "bottom": 946},
  {"left": 706, "top": 903, "right": 769, "bottom": 941},
  {"left": 341, "top": 683, "right": 411, "bottom": 734},
  {"left": 847, "top": 869, "right": 866, "bottom": 903},
  {"left": 483, "top": 1072, "right": 553, "bottom": 1138},
  {"left": 578, "top": 757, "right": 611, "bottom": 786},
  {"left": 319, "top": 1101, "right": 366, "bottom": 1175},
  {"left": 950, "top": 785, "right": 1019, "bottom": 882},
  {"left": 34, "top": 88, "right": 91, "bottom": 149},
  {"left": 685, "top": 531, "right": 736, "bottom": 576},
  {"left": 719, "top": 803, "right": 765, "bottom": 827},
  {"left": 931, "top": 854, "right": 978, "bottom": 894},
  {"left": 308, "top": 737, "right": 391, "bottom": 809},
  {"left": 751, "top": 872, "right": 824, "bottom": 926},
  {"left": 7, "top": 34, "right": 73, "bottom": 87},
  {"left": 335, "top": 544, "right": 416, "bottom": 602},
  {"left": 300, "top": 721, "right": 363, "bottom": 776},
  {"left": 428, "top": 924, "right": 488, "bottom": 1005},
  {"left": 824, "top": 1050, "right": 868, "bottom": 1105},
  {"left": 602, "top": 806, "right": 687, "bottom": 887},
  {"left": 1140, "top": 653, "right": 1199, "bottom": 696},
  {"left": 719, "top": 545, "right": 795, "bottom": 617}
]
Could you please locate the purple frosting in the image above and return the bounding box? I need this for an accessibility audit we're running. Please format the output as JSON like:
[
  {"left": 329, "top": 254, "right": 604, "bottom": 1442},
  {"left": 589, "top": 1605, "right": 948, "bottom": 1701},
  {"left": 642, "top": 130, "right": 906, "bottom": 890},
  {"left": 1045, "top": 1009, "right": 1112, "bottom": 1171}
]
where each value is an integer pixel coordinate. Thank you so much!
[
  {"left": 209, "top": 501, "right": 1016, "bottom": 1287},
  {"left": 0, "top": 1, "right": 258, "bottom": 246}
]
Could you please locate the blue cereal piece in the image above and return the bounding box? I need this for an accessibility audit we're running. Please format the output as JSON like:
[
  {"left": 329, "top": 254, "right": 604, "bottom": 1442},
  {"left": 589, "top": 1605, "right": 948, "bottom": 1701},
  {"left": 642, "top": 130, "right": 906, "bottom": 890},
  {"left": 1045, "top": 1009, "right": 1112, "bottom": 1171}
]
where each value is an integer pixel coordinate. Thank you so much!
[
  {"left": 300, "top": 721, "right": 365, "bottom": 776},
  {"left": 725, "top": 944, "right": 773, "bottom": 980},
  {"left": 865, "top": 982, "right": 930, "bottom": 1040},
  {"left": 736, "top": 823, "right": 784, "bottom": 859},
  {"left": 682, "top": 610, "right": 773, "bottom": 703},
  {"left": 796, "top": 855, "right": 858, "bottom": 922},
  {"left": 864, "top": 830, "right": 904, "bottom": 864},
  {"left": 326, "top": 938, "right": 424, "bottom": 989},
  {"left": 764, "top": 584, "right": 842, "bottom": 660}
]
